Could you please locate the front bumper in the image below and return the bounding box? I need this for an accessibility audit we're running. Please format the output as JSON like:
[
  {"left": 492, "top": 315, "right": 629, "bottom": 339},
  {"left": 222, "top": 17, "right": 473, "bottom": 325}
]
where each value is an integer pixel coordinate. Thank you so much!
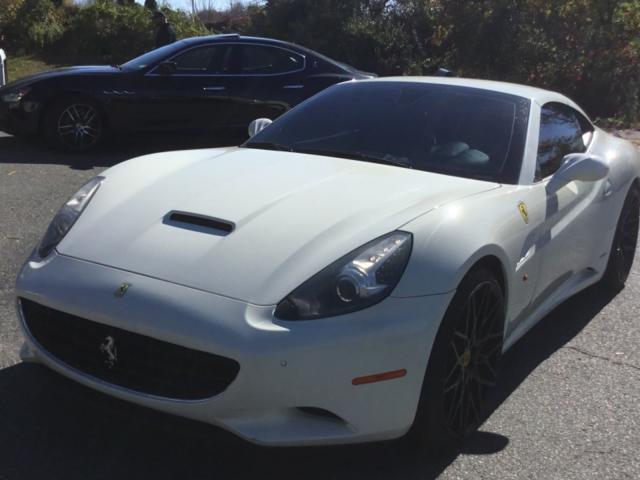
[
  {"left": 0, "top": 100, "right": 10, "bottom": 133},
  {"left": 16, "top": 252, "right": 454, "bottom": 446}
]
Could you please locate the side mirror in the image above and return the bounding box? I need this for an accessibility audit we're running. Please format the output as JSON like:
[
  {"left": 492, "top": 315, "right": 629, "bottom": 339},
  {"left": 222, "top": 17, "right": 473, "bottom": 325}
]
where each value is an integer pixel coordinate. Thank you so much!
[
  {"left": 157, "top": 61, "right": 177, "bottom": 75},
  {"left": 549, "top": 153, "right": 609, "bottom": 189},
  {"left": 248, "top": 118, "right": 273, "bottom": 137}
]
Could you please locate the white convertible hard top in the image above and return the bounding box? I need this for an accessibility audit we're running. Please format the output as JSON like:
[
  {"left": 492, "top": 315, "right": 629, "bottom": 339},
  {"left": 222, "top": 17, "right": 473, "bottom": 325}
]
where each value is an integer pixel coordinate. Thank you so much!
[{"left": 364, "top": 76, "right": 589, "bottom": 119}]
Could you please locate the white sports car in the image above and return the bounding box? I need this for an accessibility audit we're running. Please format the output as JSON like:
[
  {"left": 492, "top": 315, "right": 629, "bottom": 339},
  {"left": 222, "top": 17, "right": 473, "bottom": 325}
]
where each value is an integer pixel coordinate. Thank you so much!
[{"left": 16, "top": 77, "right": 640, "bottom": 450}]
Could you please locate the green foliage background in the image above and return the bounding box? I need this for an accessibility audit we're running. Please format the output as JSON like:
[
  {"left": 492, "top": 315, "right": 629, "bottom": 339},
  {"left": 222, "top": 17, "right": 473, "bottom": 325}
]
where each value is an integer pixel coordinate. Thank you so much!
[
  {"left": 0, "top": 0, "right": 208, "bottom": 63},
  {"left": 1, "top": 0, "right": 639, "bottom": 121},
  {"left": 252, "top": 0, "right": 640, "bottom": 121}
]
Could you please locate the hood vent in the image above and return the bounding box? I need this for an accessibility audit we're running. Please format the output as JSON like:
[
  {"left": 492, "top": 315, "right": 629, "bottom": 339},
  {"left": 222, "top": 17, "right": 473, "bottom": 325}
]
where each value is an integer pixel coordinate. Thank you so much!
[{"left": 166, "top": 211, "right": 235, "bottom": 235}]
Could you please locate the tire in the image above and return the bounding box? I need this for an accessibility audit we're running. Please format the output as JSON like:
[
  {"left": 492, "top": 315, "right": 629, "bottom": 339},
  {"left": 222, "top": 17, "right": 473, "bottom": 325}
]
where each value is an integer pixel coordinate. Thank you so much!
[
  {"left": 600, "top": 184, "right": 640, "bottom": 292},
  {"left": 43, "top": 97, "right": 108, "bottom": 152},
  {"left": 409, "top": 267, "right": 505, "bottom": 455}
]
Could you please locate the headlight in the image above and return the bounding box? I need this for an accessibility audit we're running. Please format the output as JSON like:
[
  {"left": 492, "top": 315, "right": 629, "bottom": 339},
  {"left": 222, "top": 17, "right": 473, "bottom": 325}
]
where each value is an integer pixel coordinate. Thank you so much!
[
  {"left": 37, "top": 176, "right": 105, "bottom": 258},
  {"left": 274, "top": 231, "right": 413, "bottom": 320},
  {"left": 1, "top": 87, "right": 30, "bottom": 104}
]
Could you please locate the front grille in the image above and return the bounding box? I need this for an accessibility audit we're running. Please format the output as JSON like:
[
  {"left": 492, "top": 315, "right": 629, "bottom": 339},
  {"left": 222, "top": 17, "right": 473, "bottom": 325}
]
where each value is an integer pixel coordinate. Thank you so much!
[{"left": 20, "top": 299, "right": 240, "bottom": 400}]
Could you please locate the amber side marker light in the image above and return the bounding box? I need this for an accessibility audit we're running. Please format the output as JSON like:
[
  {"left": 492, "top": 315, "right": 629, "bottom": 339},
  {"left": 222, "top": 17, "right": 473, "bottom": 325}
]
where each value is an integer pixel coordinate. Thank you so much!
[{"left": 352, "top": 369, "right": 407, "bottom": 386}]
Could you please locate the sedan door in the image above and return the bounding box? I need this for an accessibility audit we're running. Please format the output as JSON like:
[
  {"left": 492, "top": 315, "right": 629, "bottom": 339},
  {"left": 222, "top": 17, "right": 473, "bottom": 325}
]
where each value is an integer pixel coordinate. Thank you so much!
[
  {"left": 114, "top": 44, "right": 236, "bottom": 133},
  {"left": 220, "top": 43, "right": 310, "bottom": 128}
]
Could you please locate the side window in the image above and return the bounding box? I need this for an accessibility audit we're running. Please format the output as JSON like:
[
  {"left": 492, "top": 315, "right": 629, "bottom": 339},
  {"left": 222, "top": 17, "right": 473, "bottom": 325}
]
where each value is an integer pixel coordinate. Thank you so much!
[
  {"left": 172, "top": 45, "right": 232, "bottom": 74},
  {"left": 536, "top": 103, "right": 593, "bottom": 180},
  {"left": 239, "top": 45, "right": 304, "bottom": 75}
]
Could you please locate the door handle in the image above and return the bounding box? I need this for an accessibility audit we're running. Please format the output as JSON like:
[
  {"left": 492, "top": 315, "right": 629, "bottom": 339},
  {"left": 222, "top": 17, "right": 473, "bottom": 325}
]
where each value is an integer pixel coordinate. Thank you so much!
[
  {"left": 203, "top": 86, "right": 226, "bottom": 92},
  {"left": 103, "top": 90, "right": 136, "bottom": 95},
  {"left": 283, "top": 84, "right": 304, "bottom": 89}
]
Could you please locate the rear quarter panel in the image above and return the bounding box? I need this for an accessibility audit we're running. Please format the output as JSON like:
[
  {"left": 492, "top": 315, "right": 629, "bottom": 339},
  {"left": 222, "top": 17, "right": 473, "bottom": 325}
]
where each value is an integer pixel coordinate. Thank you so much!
[{"left": 589, "top": 128, "right": 640, "bottom": 249}]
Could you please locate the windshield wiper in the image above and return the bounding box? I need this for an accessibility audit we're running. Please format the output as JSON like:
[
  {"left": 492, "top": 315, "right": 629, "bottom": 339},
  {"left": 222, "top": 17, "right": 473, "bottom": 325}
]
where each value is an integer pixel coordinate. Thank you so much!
[
  {"left": 293, "top": 148, "right": 412, "bottom": 169},
  {"left": 243, "top": 141, "right": 293, "bottom": 152}
]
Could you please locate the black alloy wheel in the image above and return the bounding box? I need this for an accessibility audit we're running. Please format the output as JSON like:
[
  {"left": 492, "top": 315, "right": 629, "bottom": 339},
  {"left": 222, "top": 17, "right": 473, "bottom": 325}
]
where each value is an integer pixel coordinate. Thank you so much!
[
  {"left": 602, "top": 185, "right": 640, "bottom": 291},
  {"left": 410, "top": 267, "right": 504, "bottom": 454},
  {"left": 441, "top": 279, "right": 503, "bottom": 436},
  {"left": 57, "top": 103, "right": 102, "bottom": 150},
  {"left": 44, "top": 98, "right": 107, "bottom": 152}
]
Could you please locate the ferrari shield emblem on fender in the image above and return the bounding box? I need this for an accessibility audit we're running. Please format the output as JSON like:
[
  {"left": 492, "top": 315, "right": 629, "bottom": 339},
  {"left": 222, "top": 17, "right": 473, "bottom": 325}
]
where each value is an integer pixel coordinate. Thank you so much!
[
  {"left": 114, "top": 282, "right": 130, "bottom": 298},
  {"left": 518, "top": 201, "right": 529, "bottom": 224}
]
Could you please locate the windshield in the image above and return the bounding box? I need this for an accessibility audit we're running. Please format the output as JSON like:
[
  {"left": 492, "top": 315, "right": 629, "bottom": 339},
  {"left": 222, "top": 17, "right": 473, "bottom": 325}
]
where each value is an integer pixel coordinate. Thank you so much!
[
  {"left": 120, "top": 41, "right": 188, "bottom": 71},
  {"left": 244, "top": 82, "right": 530, "bottom": 183}
]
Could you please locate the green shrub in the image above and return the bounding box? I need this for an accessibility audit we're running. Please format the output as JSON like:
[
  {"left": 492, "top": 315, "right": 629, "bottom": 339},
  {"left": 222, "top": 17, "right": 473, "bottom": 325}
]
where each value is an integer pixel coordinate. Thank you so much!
[
  {"left": 0, "top": 0, "right": 25, "bottom": 33},
  {"left": 58, "top": 2, "right": 208, "bottom": 64},
  {"left": 164, "top": 8, "right": 210, "bottom": 41},
  {"left": 5, "top": 0, "right": 65, "bottom": 52},
  {"left": 60, "top": 1, "right": 153, "bottom": 63},
  {"left": 2, "top": 0, "right": 207, "bottom": 64},
  {"left": 438, "top": 0, "right": 640, "bottom": 121}
]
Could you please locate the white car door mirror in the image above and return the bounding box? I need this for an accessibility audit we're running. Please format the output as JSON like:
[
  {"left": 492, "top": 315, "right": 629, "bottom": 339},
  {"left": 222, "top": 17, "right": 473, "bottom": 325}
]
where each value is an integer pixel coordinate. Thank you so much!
[
  {"left": 248, "top": 118, "right": 272, "bottom": 138},
  {"left": 550, "top": 153, "right": 609, "bottom": 188}
]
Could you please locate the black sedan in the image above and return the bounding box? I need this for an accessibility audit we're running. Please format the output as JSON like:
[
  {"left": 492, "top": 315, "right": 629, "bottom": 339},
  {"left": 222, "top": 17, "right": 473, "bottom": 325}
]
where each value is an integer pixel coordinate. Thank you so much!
[{"left": 0, "top": 35, "right": 374, "bottom": 151}]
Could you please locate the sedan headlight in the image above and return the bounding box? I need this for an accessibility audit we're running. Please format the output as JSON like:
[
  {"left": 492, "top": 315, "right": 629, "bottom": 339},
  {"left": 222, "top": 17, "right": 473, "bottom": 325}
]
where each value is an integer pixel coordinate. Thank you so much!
[
  {"left": 1, "top": 87, "right": 30, "bottom": 104},
  {"left": 274, "top": 231, "right": 413, "bottom": 320},
  {"left": 37, "top": 176, "right": 104, "bottom": 258}
]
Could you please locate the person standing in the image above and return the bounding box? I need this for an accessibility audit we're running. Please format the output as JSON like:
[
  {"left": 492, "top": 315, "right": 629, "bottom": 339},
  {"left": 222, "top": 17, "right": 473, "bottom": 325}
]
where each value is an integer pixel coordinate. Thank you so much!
[{"left": 153, "top": 11, "right": 176, "bottom": 49}]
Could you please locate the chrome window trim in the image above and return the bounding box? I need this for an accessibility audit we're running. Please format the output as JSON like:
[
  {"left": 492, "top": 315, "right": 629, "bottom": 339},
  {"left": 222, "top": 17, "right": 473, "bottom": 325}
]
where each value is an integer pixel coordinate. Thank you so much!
[{"left": 145, "top": 42, "right": 307, "bottom": 78}]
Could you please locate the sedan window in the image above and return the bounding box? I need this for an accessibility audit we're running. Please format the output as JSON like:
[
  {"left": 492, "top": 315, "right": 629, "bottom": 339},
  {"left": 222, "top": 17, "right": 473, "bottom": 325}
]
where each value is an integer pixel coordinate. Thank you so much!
[
  {"left": 536, "top": 103, "right": 594, "bottom": 180},
  {"left": 239, "top": 45, "right": 304, "bottom": 75},
  {"left": 173, "top": 45, "right": 233, "bottom": 74}
]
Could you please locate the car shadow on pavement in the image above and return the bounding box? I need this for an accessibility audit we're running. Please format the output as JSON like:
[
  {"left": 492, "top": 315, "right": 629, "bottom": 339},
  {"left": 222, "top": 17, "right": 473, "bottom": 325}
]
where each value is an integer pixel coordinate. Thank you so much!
[
  {"left": 0, "top": 132, "right": 246, "bottom": 170},
  {"left": 0, "top": 284, "right": 616, "bottom": 480}
]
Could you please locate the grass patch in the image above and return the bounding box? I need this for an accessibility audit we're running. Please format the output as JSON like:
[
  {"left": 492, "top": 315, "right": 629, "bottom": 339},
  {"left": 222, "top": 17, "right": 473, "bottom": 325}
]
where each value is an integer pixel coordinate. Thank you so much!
[{"left": 5, "top": 55, "right": 62, "bottom": 84}]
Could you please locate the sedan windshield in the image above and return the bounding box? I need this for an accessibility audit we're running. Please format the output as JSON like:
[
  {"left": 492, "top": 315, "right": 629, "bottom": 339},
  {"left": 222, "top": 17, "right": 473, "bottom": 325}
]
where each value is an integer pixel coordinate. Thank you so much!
[
  {"left": 244, "top": 82, "right": 530, "bottom": 183},
  {"left": 120, "top": 41, "right": 188, "bottom": 71}
]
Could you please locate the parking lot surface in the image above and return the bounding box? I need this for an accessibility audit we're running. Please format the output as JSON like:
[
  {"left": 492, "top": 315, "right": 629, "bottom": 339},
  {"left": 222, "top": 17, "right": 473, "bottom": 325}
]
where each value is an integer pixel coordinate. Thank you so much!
[{"left": 1, "top": 132, "right": 639, "bottom": 479}]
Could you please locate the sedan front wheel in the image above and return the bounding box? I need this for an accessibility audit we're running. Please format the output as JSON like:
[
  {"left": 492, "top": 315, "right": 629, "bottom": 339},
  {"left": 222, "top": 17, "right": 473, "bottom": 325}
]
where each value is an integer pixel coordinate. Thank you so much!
[{"left": 44, "top": 98, "right": 107, "bottom": 152}]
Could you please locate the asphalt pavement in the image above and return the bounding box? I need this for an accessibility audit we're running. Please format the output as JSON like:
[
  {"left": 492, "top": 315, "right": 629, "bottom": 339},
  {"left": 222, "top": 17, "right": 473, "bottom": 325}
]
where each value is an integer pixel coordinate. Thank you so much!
[{"left": 0, "top": 132, "right": 638, "bottom": 479}]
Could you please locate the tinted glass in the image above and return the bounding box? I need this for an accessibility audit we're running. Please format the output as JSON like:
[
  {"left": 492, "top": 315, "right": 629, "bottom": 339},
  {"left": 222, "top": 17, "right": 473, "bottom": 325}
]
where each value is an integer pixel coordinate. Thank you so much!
[
  {"left": 244, "top": 82, "right": 530, "bottom": 183},
  {"left": 173, "top": 45, "right": 232, "bottom": 73},
  {"left": 239, "top": 45, "right": 304, "bottom": 74},
  {"left": 120, "top": 41, "right": 187, "bottom": 71},
  {"left": 537, "top": 103, "right": 592, "bottom": 180}
]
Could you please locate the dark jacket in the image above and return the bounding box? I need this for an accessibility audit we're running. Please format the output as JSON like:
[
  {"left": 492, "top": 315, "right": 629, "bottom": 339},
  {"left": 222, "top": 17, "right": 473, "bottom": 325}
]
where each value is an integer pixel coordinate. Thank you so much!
[{"left": 155, "top": 23, "right": 176, "bottom": 49}]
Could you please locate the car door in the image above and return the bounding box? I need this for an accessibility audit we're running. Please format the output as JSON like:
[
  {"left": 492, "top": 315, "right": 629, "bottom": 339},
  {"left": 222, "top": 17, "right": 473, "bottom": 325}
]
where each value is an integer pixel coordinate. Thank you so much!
[
  {"left": 221, "top": 43, "right": 309, "bottom": 128},
  {"left": 529, "top": 102, "right": 600, "bottom": 302},
  {"left": 116, "top": 43, "right": 236, "bottom": 133}
]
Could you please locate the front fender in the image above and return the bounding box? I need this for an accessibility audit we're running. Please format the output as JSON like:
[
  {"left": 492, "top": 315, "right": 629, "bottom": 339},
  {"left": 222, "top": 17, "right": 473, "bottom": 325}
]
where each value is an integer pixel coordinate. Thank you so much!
[
  {"left": 392, "top": 186, "right": 538, "bottom": 326},
  {"left": 392, "top": 195, "right": 515, "bottom": 297}
]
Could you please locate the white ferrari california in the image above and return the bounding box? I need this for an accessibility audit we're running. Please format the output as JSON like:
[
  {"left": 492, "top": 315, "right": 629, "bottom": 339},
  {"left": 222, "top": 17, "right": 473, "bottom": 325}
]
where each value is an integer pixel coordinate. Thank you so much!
[{"left": 16, "top": 77, "right": 640, "bottom": 450}]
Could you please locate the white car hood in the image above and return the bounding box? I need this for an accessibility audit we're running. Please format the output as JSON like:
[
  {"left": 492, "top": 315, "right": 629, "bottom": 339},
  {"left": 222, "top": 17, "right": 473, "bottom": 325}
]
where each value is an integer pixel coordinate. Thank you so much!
[{"left": 59, "top": 147, "right": 498, "bottom": 305}]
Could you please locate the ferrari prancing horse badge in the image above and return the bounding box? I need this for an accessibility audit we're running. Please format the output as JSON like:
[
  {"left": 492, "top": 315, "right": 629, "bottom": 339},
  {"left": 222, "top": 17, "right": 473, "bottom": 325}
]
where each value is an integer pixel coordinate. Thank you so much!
[{"left": 518, "top": 201, "right": 529, "bottom": 224}]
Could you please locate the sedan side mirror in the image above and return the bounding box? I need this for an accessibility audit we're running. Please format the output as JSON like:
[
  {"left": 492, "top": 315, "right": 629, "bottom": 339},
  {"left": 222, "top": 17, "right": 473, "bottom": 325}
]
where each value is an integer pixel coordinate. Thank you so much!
[
  {"left": 549, "top": 153, "right": 609, "bottom": 189},
  {"left": 248, "top": 118, "right": 273, "bottom": 138},
  {"left": 157, "top": 61, "right": 177, "bottom": 75}
]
